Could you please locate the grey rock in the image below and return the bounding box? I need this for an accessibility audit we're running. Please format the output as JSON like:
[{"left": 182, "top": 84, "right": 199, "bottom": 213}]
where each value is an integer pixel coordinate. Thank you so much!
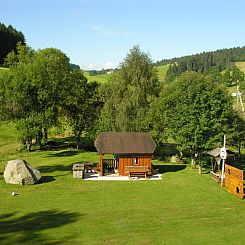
[{"left": 4, "top": 159, "right": 41, "bottom": 185}]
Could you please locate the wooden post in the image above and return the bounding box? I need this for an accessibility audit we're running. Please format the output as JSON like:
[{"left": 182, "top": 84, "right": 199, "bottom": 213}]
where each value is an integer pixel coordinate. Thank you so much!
[
  {"left": 221, "top": 135, "right": 226, "bottom": 187},
  {"left": 100, "top": 154, "right": 103, "bottom": 176}
]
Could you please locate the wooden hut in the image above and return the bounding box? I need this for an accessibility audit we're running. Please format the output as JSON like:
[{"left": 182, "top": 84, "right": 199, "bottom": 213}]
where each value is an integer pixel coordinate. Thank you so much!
[
  {"left": 94, "top": 132, "right": 156, "bottom": 177},
  {"left": 207, "top": 147, "right": 236, "bottom": 182}
]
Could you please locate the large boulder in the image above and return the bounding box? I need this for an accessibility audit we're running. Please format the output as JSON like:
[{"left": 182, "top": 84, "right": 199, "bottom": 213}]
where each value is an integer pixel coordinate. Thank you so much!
[{"left": 4, "top": 159, "right": 41, "bottom": 185}]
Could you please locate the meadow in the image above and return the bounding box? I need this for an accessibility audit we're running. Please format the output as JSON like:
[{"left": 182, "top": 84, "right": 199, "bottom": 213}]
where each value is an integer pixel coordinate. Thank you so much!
[
  {"left": 236, "top": 62, "right": 245, "bottom": 73},
  {"left": 83, "top": 71, "right": 112, "bottom": 83},
  {"left": 0, "top": 122, "right": 245, "bottom": 245}
]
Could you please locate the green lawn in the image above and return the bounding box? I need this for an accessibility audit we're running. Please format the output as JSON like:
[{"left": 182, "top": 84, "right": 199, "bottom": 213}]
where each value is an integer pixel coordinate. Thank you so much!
[{"left": 0, "top": 122, "right": 245, "bottom": 244}]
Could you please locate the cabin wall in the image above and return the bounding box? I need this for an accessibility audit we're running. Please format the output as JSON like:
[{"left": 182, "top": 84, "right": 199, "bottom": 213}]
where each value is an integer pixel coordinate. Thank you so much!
[{"left": 118, "top": 155, "right": 152, "bottom": 176}]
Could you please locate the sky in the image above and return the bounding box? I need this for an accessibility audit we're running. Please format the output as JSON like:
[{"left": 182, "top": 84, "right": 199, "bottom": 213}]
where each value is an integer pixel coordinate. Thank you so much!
[{"left": 0, "top": 0, "right": 245, "bottom": 70}]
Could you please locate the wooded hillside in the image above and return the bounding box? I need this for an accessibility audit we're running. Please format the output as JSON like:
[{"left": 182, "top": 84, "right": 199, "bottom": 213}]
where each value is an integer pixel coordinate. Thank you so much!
[
  {"left": 0, "top": 22, "right": 25, "bottom": 65},
  {"left": 156, "top": 46, "right": 245, "bottom": 83}
]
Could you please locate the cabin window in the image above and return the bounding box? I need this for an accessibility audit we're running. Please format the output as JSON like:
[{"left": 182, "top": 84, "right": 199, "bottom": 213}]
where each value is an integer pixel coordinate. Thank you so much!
[{"left": 133, "top": 157, "right": 138, "bottom": 165}]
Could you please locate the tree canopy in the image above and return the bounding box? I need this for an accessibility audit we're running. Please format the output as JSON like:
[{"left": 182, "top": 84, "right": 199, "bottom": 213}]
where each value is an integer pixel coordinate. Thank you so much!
[
  {"left": 100, "top": 45, "right": 159, "bottom": 132},
  {"left": 0, "top": 22, "right": 25, "bottom": 65},
  {"left": 150, "top": 72, "right": 240, "bottom": 168},
  {"left": 0, "top": 44, "right": 101, "bottom": 149},
  {"left": 161, "top": 46, "right": 245, "bottom": 83}
]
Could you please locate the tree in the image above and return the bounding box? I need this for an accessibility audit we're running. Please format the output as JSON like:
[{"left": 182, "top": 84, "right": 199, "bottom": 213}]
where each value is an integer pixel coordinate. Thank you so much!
[
  {"left": 0, "top": 22, "right": 26, "bottom": 65},
  {"left": 151, "top": 72, "right": 235, "bottom": 172},
  {"left": 221, "top": 67, "right": 244, "bottom": 87},
  {"left": 100, "top": 45, "right": 159, "bottom": 132},
  {"left": 61, "top": 70, "right": 103, "bottom": 148},
  {"left": 1, "top": 44, "right": 71, "bottom": 148}
]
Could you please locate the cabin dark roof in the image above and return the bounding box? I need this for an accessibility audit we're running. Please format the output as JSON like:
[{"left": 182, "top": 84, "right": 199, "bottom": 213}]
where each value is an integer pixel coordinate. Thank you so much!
[
  {"left": 207, "top": 148, "right": 236, "bottom": 158},
  {"left": 94, "top": 132, "right": 156, "bottom": 154}
]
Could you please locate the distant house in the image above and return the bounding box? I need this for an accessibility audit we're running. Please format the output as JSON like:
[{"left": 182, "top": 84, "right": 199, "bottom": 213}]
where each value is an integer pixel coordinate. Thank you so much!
[{"left": 94, "top": 132, "right": 156, "bottom": 176}]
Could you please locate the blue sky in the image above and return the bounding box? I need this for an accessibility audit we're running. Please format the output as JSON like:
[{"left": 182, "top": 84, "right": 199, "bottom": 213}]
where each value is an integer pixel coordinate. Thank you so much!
[{"left": 0, "top": 0, "right": 244, "bottom": 70}]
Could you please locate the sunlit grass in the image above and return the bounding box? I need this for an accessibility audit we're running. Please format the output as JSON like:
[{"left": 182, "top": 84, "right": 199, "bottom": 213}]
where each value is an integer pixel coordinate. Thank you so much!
[{"left": 1, "top": 123, "right": 245, "bottom": 244}]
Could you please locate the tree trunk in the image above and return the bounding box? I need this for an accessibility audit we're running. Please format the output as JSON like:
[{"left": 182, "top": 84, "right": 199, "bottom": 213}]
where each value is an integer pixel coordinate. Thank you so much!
[
  {"left": 36, "top": 129, "right": 43, "bottom": 146},
  {"left": 191, "top": 157, "right": 196, "bottom": 169},
  {"left": 26, "top": 136, "right": 32, "bottom": 152},
  {"left": 76, "top": 131, "right": 81, "bottom": 149},
  {"left": 178, "top": 150, "right": 183, "bottom": 160},
  {"left": 238, "top": 141, "right": 241, "bottom": 155},
  {"left": 44, "top": 128, "right": 48, "bottom": 143},
  {"left": 198, "top": 163, "right": 202, "bottom": 174}
]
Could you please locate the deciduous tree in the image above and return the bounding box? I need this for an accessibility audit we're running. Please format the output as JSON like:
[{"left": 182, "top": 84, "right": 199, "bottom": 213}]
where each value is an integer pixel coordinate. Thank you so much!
[
  {"left": 151, "top": 72, "right": 236, "bottom": 171},
  {"left": 100, "top": 45, "right": 159, "bottom": 132}
]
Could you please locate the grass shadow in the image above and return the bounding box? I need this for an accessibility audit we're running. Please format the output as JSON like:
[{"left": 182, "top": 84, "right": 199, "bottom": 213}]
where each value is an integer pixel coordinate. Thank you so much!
[
  {"left": 153, "top": 164, "right": 187, "bottom": 174},
  {"left": 0, "top": 210, "right": 83, "bottom": 244}
]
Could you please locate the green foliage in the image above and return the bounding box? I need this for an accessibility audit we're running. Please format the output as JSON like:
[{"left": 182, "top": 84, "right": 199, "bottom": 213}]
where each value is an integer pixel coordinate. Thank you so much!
[
  {"left": 162, "top": 46, "right": 245, "bottom": 83},
  {"left": 68, "top": 63, "right": 80, "bottom": 71},
  {"left": 61, "top": 70, "right": 103, "bottom": 148},
  {"left": 150, "top": 72, "right": 237, "bottom": 158},
  {"left": 100, "top": 45, "right": 159, "bottom": 131},
  {"left": 0, "top": 22, "right": 25, "bottom": 65},
  {"left": 221, "top": 67, "right": 244, "bottom": 87}
]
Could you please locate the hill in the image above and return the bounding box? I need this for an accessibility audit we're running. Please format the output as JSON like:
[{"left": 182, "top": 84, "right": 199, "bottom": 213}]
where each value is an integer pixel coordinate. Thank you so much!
[
  {"left": 156, "top": 46, "right": 245, "bottom": 83},
  {"left": 236, "top": 62, "right": 245, "bottom": 73},
  {"left": 83, "top": 71, "right": 112, "bottom": 83},
  {"left": 156, "top": 64, "right": 169, "bottom": 83}
]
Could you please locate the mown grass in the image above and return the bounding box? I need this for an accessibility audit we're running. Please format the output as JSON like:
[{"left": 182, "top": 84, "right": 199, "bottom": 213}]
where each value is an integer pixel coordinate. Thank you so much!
[
  {"left": 156, "top": 64, "right": 169, "bottom": 83},
  {"left": 1, "top": 122, "right": 245, "bottom": 244}
]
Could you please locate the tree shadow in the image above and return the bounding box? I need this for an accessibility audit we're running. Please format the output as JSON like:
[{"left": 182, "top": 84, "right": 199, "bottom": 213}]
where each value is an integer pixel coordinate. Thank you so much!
[
  {"left": 38, "top": 163, "right": 74, "bottom": 175},
  {"left": 47, "top": 150, "right": 80, "bottom": 158},
  {"left": 39, "top": 176, "right": 56, "bottom": 184},
  {"left": 37, "top": 161, "right": 85, "bottom": 175},
  {"left": 39, "top": 137, "right": 77, "bottom": 151},
  {"left": 153, "top": 164, "right": 187, "bottom": 174},
  {"left": 0, "top": 210, "right": 82, "bottom": 244}
]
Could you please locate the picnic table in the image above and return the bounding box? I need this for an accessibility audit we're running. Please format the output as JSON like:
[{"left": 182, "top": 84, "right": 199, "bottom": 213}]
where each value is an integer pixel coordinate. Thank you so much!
[{"left": 84, "top": 162, "right": 94, "bottom": 173}]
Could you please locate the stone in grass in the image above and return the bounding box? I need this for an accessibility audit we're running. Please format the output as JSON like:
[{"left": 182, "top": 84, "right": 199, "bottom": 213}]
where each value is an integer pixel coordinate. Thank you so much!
[{"left": 4, "top": 159, "right": 41, "bottom": 185}]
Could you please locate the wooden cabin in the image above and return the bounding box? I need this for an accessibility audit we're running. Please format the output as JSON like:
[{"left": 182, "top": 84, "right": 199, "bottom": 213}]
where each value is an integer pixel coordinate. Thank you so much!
[{"left": 94, "top": 132, "right": 156, "bottom": 177}]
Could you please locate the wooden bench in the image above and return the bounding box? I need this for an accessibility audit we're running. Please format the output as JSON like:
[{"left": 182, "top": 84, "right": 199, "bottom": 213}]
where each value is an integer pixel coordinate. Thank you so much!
[
  {"left": 210, "top": 171, "right": 221, "bottom": 183},
  {"left": 125, "top": 166, "right": 151, "bottom": 178}
]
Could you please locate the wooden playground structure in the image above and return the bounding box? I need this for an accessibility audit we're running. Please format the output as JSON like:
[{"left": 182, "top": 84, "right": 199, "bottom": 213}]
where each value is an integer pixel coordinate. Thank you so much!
[
  {"left": 208, "top": 147, "right": 244, "bottom": 198},
  {"left": 225, "top": 164, "right": 244, "bottom": 199}
]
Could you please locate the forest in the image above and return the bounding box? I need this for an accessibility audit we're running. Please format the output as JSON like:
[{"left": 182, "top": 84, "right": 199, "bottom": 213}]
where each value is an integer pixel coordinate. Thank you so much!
[
  {"left": 0, "top": 23, "right": 245, "bottom": 169},
  {"left": 156, "top": 46, "right": 245, "bottom": 83},
  {"left": 0, "top": 22, "right": 25, "bottom": 65}
]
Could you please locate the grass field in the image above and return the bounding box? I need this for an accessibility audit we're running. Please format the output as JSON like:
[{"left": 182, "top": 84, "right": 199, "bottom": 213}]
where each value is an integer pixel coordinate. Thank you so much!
[
  {"left": 83, "top": 64, "right": 169, "bottom": 84},
  {"left": 156, "top": 64, "right": 169, "bottom": 83},
  {"left": 236, "top": 62, "right": 245, "bottom": 73},
  {"left": 84, "top": 71, "right": 112, "bottom": 83},
  {"left": 1, "top": 123, "right": 245, "bottom": 244}
]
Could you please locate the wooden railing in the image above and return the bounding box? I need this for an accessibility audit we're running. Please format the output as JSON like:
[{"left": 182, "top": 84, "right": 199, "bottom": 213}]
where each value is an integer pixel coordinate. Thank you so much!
[{"left": 102, "top": 159, "right": 118, "bottom": 175}]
